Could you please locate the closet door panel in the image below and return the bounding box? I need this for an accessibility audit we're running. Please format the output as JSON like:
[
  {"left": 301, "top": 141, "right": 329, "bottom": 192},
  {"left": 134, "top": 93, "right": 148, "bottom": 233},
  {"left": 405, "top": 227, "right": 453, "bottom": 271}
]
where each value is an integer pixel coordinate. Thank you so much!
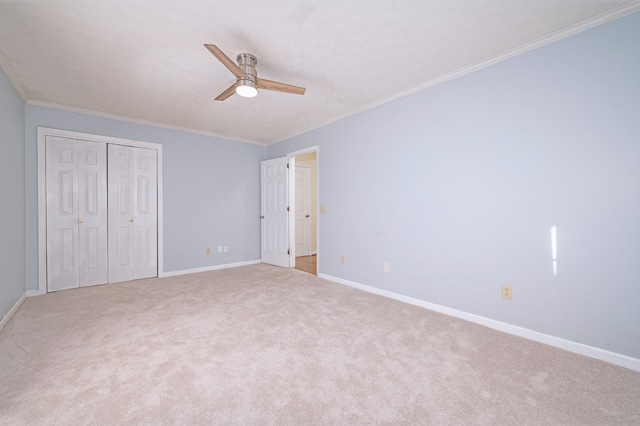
[
  {"left": 78, "top": 141, "right": 108, "bottom": 287},
  {"left": 133, "top": 148, "right": 158, "bottom": 279},
  {"left": 108, "top": 145, "right": 135, "bottom": 283},
  {"left": 44, "top": 133, "right": 158, "bottom": 292},
  {"left": 46, "top": 137, "right": 79, "bottom": 291}
]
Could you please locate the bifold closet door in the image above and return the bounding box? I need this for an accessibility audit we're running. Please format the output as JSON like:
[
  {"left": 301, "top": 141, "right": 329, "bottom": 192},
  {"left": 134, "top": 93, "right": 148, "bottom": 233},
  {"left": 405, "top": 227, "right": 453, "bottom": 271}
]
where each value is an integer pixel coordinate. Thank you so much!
[
  {"left": 46, "top": 137, "right": 108, "bottom": 291},
  {"left": 108, "top": 144, "right": 158, "bottom": 283}
]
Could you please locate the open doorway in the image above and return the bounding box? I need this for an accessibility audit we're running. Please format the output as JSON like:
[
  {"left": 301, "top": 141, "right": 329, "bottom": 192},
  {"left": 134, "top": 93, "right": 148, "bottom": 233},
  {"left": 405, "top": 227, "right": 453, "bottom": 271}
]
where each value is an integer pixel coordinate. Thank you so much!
[{"left": 291, "top": 150, "right": 318, "bottom": 275}]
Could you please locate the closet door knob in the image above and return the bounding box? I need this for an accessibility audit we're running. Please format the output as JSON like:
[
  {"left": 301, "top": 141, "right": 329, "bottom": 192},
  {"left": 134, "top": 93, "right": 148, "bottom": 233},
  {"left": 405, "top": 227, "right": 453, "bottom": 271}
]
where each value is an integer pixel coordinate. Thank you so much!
[
  {"left": 79, "top": 219, "right": 84, "bottom": 223},
  {"left": 130, "top": 219, "right": 134, "bottom": 222}
]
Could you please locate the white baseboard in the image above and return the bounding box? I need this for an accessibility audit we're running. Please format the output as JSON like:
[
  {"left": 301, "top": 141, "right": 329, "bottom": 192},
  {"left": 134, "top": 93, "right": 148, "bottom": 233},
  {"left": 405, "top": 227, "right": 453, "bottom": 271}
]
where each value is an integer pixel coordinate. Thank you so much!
[
  {"left": 0, "top": 293, "right": 27, "bottom": 332},
  {"left": 160, "top": 259, "right": 261, "bottom": 278},
  {"left": 23, "top": 261, "right": 263, "bottom": 294},
  {"left": 318, "top": 273, "right": 640, "bottom": 373}
]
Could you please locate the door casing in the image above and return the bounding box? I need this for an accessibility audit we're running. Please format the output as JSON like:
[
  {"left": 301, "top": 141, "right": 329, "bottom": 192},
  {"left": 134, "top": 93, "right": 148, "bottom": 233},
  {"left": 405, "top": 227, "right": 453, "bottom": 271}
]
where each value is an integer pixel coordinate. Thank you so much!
[
  {"left": 295, "top": 165, "right": 312, "bottom": 257},
  {"left": 288, "top": 146, "right": 319, "bottom": 271}
]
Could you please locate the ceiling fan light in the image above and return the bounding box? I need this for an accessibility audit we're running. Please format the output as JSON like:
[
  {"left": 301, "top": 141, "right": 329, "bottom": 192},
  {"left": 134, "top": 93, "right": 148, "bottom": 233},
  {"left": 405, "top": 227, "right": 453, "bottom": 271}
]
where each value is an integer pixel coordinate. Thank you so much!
[{"left": 236, "top": 80, "right": 258, "bottom": 97}]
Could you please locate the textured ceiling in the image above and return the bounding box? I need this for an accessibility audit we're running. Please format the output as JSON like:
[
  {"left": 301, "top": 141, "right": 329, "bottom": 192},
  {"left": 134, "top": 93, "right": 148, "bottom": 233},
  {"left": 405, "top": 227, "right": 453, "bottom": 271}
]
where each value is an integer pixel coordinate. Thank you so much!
[{"left": 1, "top": 0, "right": 639, "bottom": 145}]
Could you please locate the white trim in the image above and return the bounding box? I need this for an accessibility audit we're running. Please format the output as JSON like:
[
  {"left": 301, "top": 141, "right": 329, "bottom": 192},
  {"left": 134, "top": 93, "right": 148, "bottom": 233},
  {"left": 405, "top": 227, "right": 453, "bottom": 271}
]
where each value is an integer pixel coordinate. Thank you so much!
[
  {"left": 26, "top": 290, "right": 46, "bottom": 297},
  {"left": 287, "top": 146, "right": 320, "bottom": 158},
  {"left": 0, "top": 293, "right": 26, "bottom": 332},
  {"left": 293, "top": 164, "right": 312, "bottom": 259},
  {"left": 288, "top": 146, "right": 320, "bottom": 273},
  {"left": 157, "top": 149, "right": 164, "bottom": 277},
  {"left": 318, "top": 273, "right": 640, "bottom": 373},
  {"left": 37, "top": 127, "right": 164, "bottom": 294},
  {"left": 19, "top": 5, "right": 640, "bottom": 147},
  {"left": 161, "top": 260, "right": 261, "bottom": 278},
  {"left": 275, "top": 3, "right": 640, "bottom": 146},
  {"left": 27, "top": 100, "right": 267, "bottom": 147},
  {"left": 37, "top": 131, "right": 47, "bottom": 293},
  {"left": 0, "top": 51, "right": 28, "bottom": 102}
]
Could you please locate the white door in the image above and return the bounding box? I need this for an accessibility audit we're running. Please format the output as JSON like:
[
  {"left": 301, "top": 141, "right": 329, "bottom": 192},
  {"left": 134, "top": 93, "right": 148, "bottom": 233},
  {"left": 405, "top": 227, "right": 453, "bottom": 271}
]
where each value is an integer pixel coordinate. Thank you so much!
[
  {"left": 46, "top": 137, "right": 108, "bottom": 292},
  {"left": 78, "top": 141, "right": 109, "bottom": 286},
  {"left": 132, "top": 147, "right": 158, "bottom": 279},
  {"left": 261, "top": 157, "right": 290, "bottom": 267},
  {"left": 108, "top": 145, "right": 158, "bottom": 283},
  {"left": 295, "top": 165, "right": 311, "bottom": 257}
]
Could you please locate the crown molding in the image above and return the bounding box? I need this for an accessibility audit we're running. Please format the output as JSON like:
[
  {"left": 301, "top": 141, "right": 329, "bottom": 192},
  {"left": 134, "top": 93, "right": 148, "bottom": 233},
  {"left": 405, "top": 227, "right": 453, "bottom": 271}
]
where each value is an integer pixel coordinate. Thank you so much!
[
  {"left": 13, "top": 3, "right": 640, "bottom": 146},
  {"left": 281, "top": 2, "right": 640, "bottom": 144},
  {"left": 0, "top": 50, "right": 28, "bottom": 102},
  {"left": 25, "top": 99, "right": 268, "bottom": 147}
]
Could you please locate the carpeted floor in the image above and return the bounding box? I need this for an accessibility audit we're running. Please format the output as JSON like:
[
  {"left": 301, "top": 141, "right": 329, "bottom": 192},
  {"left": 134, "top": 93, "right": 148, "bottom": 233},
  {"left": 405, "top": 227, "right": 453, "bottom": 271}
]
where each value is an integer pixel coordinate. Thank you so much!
[{"left": 1, "top": 264, "right": 639, "bottom": 424}]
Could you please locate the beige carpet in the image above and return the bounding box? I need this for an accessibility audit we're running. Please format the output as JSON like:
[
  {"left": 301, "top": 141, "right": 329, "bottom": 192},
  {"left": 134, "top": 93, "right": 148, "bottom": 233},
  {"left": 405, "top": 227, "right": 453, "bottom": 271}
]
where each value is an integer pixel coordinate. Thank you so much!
[{"left": 1, "top": 264, "right": 639, "bottom": 425}]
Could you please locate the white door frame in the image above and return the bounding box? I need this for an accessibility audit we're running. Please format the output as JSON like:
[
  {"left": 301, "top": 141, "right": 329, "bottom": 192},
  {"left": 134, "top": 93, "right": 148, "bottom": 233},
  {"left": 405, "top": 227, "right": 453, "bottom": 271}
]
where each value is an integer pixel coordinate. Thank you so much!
[
  {"left": 37, "top": 127, "right": 164, "bottom": 294},
  {"left": 294, "top": 165, "right": 312, "bottom": 257},
  {"left": 287, "top": 146, "right": 319, "bottom": 271}
]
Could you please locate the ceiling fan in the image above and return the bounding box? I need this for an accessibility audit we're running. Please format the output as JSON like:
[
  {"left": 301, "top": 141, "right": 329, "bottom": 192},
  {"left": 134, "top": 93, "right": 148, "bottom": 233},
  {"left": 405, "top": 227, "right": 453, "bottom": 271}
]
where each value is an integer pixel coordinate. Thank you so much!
[{"left": 204, "top": 44, "right": 306, "bottom": 101}]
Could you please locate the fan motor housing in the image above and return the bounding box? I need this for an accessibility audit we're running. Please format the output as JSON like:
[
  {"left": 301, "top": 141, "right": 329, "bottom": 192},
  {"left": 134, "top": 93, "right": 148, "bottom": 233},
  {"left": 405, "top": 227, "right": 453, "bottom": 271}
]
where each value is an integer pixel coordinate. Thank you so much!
[{"left": 237, "top": 53, "right": 257, "bottom": 90}]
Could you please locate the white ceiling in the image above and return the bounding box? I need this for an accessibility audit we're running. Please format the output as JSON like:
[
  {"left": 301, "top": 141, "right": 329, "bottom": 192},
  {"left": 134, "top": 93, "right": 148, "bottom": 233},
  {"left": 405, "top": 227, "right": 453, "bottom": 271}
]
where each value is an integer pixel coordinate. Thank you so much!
[{"left": 1, "top": 1, "right": 639, "bottom": 145}]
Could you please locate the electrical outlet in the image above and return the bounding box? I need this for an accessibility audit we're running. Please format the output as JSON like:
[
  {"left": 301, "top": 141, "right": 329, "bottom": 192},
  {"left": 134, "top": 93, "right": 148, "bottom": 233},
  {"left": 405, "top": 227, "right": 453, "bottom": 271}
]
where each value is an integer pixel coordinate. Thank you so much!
[
  {"left": 223, "top": 246, "right": 228, "bottom": 253},
  {"left": 340, "top": 256, "right": 345, "bottom": 265},
  {"left": 502, "top": 285, "right": 512, "bottom": 300},
  {"left": 383, "top": 262, "right": 390, "bottom": 273},
  {"left": 205, "top": 247, "right": 211, "bottom": 255},
  {"left": 218, "top": 246, "right": 223, "bottom": 253}
]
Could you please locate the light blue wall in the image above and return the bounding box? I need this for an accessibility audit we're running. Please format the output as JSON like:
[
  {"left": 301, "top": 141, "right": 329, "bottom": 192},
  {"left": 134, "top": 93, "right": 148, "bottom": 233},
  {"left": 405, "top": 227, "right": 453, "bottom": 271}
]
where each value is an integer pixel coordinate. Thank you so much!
[
  {"left": 0, "top": 67, "right": 26, "bottom": 319},
  {"left": 25, "top": 105, "right": 267, "bottom": 290},
  {"left": 269, "top": 12, "right": 640, "bottom": 358}
]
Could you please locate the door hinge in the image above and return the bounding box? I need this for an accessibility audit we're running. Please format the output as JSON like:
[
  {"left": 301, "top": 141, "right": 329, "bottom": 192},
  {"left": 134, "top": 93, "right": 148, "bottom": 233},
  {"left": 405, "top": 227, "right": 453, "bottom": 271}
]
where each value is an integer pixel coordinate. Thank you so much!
[
  {"left": 286, "top": 162, "right": 289, "bottom": 169},
  {"left": 288, "top": 248, "right": 291, "bottom": 255},
  {"left": 287, "top": 206, "right": 290, "bottom": 212}
]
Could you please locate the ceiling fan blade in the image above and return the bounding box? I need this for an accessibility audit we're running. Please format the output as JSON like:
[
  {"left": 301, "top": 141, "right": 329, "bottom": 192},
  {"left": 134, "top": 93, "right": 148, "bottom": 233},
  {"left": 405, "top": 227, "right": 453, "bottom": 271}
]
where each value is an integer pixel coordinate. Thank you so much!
[
  {"left": 215, "top": 84, "right": 237, "bottom": 101},
  {"left": 204, "top": 44, "right": 246, "bottom": 79},
  {"left": 256, "top": 78, "right": 306, "bottom": 95}
]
